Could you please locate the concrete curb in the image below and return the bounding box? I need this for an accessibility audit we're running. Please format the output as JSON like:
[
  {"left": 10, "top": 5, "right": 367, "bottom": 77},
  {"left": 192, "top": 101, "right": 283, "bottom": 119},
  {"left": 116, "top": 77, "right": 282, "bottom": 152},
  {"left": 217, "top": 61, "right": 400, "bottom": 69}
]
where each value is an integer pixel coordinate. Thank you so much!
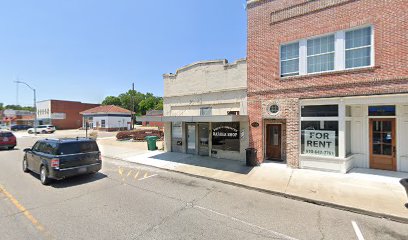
[{"left": 102, "top": 154, "right": 408, "bottom": 224}]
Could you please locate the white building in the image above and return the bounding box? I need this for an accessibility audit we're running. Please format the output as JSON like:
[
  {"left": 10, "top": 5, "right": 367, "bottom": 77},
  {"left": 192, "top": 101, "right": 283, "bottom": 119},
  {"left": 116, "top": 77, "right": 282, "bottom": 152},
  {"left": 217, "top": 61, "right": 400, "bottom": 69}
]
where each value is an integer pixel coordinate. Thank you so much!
[
  {"left": 80, "top": 105, "right": 132, "bottom": 131},
  {"left": 138, "top": 59, "right": 248, "bottom": 161}
]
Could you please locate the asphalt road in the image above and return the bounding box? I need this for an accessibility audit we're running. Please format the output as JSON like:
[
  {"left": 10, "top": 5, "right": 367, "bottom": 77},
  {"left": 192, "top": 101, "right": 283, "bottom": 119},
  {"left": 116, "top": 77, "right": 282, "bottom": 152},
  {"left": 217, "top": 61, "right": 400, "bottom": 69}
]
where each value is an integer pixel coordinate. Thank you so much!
[{"left": 0, "top": 135, "right": 407, "bottom": 240}]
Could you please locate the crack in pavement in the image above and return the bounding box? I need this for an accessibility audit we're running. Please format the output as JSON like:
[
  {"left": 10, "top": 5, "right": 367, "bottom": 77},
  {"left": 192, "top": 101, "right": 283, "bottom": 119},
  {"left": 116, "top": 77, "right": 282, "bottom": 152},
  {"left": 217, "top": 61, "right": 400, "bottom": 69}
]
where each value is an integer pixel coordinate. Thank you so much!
[
  {"left": 317, "top": 209, "right": 325, "bottom": 240},
  {"left": 134, "top": 202, "right": 191, "bottom": 239}
]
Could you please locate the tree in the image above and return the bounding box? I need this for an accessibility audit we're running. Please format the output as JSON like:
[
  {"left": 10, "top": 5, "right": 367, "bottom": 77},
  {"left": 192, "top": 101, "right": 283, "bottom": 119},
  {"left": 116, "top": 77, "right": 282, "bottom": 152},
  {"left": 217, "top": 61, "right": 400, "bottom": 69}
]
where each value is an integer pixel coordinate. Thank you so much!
[
  {"left": 0, "top": 103, "right": 4, "bottom": 111},
  {"left": 101, "top": 96, "right": 121, "bottom": 106},
  {"left": 154, "top": 98, "right": 163, "bottom": 110},
  {"left": 138, "top": 93, "right": 161, "bottom": 115},
  {"left": 101, "top": 90, "right": 162, "bottom": 115},
  {"left": 3, "top": 105, "right": 34, "bottom": 111}
]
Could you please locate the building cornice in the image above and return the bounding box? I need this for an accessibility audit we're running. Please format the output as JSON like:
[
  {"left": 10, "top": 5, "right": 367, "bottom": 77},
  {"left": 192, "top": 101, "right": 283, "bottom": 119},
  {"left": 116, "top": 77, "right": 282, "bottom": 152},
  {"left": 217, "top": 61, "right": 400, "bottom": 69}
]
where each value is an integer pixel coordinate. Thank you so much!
[
  {"left": 163, "top": 58, "right": 246, "bottom": 79},
  {"left": 164, "top": 87, "right": 247, "bottom": 99}
]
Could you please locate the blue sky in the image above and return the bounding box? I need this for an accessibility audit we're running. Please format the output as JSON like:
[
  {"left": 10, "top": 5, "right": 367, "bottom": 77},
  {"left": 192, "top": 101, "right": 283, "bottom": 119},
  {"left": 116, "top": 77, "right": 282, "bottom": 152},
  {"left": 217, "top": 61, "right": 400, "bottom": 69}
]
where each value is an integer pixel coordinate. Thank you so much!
[{"left": 0, "top": 0, "right": 247, "bottom": 106}]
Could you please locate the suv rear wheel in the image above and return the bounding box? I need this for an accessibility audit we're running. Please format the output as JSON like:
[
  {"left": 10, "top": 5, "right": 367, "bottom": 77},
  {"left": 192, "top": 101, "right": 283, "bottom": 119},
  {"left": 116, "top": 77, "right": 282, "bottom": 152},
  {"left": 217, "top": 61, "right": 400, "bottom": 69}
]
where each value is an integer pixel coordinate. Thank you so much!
[
  {"left": 40, "top": 166, "right": 50, "bottom": 185},
  {"left": 28, "top": 130, "right": 33, "bottom": 134}
]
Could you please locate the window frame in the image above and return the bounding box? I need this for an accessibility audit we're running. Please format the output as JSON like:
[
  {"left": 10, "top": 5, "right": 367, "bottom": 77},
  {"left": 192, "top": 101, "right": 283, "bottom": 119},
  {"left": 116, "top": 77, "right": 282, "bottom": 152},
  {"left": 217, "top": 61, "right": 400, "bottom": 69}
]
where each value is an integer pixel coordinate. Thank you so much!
[
  {"left": 306, "top": 34, "right": 336, "bottom": 74},
  {"left": 279, "top": 41, "right": 300, "bottom": 77},
  {"left": 200, "top": 107, "right": 212, "bottom": 116},
  {"left": 279, "top": 25, "right": 374, "bottom": 78},
  {"left": 345, "top": 26, "right": 374, "bottom": 70}
]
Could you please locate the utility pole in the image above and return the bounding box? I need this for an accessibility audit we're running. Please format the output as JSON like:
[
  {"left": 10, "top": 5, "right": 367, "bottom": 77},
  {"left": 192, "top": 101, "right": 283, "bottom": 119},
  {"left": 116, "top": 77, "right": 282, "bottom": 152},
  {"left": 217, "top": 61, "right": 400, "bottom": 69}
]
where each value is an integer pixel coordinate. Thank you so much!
[
  {"left": 14, "top": 81, "right": 37, "bottom": 136},
  {"left": 131, "top": 83, "right": 135, "bottom": 130}
]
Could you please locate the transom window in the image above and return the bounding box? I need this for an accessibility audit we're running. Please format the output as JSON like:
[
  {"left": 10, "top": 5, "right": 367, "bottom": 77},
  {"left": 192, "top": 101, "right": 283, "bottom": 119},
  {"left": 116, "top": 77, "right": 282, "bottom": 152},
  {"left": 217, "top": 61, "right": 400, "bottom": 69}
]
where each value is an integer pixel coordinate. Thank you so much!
[
  {"left": 280, "top": 26, "right": 373, "bottom": 77},
  {"left": 200, "top": 107, "right": 212, "bottom": 116}
]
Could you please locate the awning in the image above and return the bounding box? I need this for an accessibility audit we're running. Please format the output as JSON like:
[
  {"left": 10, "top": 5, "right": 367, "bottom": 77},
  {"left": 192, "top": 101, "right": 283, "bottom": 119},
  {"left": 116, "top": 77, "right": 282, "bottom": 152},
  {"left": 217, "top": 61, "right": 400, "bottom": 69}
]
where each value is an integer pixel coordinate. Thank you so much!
[{"left": 136, "top": 115, "right": 248, "bottom": 123}]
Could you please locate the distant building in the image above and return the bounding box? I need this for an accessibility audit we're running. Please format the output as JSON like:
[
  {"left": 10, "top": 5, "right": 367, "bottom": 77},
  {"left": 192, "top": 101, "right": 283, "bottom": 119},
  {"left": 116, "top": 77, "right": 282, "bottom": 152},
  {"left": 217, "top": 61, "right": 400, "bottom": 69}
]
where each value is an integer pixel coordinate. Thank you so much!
[
  {"left": 2, "top": 109, "right": 34, "bottom": 126},
  {"left": 141, "top": 110, "right": 163, "bottom": 128},
  {"left": 36, "top": 100, "right": 100, "bottom": 129},
  {"left": 80, "top": 105, "right": 132, "bottom": 131}
]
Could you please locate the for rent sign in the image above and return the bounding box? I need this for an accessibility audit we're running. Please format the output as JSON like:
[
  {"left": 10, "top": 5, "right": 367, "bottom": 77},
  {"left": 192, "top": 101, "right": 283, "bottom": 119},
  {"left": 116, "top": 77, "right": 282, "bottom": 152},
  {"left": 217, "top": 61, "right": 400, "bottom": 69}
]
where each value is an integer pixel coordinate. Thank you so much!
[{"left": 304, "top": 130, "right": 336, "bottom": 156}]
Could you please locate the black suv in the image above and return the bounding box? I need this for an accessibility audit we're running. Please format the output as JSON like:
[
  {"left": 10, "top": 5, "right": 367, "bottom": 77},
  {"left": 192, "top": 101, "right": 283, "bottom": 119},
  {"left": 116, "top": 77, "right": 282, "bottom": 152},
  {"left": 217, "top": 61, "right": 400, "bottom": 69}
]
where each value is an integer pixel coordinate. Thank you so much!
[
  {"left": 11, "top": 125, "right": 32, "bottom": 131},
  {"left": 23, "top": 138, "right": 102, "bottom": 185}
]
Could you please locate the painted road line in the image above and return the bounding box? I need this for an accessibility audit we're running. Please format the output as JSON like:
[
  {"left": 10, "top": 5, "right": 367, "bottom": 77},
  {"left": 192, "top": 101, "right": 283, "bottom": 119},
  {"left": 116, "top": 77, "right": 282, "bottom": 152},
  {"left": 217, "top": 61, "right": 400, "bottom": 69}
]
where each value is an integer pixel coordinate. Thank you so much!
[
  {"left": 352, "top": 221, "right": 365, "bottom": 240},
  {"left": 134, "top": 171, "right": 140, "bottom": 179},
  {"left": 138, "top": 174, "right": 158, "bottom": 181},
  {"left": 194, "top": 205, "right": 299, "bottom": 240},
  {"left": 0, "top": 184, "right": 54, "bottom": 239}
]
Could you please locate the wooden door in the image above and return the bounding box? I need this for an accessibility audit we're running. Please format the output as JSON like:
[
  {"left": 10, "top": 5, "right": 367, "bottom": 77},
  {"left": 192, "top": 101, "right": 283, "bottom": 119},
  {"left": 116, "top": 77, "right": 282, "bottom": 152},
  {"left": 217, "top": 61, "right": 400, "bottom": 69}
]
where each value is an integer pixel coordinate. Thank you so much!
[
  {"left": 266, "top": 124, "right": 281, "bottom": 160},
  {"left": 369, "top": 119, "right": 396, "bottom": 171}
]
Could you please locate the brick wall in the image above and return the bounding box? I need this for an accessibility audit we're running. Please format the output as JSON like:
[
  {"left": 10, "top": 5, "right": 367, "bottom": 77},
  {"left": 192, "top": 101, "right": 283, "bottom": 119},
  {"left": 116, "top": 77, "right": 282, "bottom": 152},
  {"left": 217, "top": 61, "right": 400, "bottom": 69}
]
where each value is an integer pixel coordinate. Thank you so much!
[
  {"left": 247, "top": 0, "right": 408, "bottom": 165},
  {"left": 50, "top": 100, "right": 100, "bottom": 129}
]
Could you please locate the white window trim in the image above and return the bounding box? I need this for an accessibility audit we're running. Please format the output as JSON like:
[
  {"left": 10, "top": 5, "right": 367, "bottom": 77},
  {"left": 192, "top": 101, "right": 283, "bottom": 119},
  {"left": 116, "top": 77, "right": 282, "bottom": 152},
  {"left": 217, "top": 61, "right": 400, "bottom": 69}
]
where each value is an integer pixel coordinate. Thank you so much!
[
  {"left": 280, "top": 25, "right": 374, "bottom": 78},
  {"left": 280, "top": 41, "right": 300, "bottom": 77}
]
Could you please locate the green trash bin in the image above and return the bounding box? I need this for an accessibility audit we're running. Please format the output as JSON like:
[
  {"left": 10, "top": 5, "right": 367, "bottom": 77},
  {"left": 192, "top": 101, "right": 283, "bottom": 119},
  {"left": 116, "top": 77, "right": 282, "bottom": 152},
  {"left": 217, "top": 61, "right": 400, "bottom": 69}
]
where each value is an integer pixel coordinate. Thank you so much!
[{"left": 145, "top": 136, "right": 159, "bottom": 151}]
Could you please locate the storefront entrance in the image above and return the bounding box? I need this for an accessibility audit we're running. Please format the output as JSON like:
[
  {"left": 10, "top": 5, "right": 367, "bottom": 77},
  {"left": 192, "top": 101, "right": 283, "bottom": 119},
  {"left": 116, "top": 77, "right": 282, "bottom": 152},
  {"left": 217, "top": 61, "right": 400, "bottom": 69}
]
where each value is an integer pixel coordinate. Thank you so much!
[
  {"left": 369, "top": 119, "right": 396, "bottom": 171},
  {"left": 198, "top": 123, "right": 209, "bottom": 156},
  {"left": 187, "top": 124, "right": 196, "bottom": 154},
  {"left": 266, "top": 124, "right": 281, "bottom": 160}
]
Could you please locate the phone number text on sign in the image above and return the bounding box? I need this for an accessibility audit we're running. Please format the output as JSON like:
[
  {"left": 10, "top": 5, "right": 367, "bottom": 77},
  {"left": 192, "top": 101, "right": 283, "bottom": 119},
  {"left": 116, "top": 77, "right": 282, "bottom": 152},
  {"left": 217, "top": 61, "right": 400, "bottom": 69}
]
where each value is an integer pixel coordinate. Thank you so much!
[{"left": 304, "top": 130, "right": 336, "bottom": 157}]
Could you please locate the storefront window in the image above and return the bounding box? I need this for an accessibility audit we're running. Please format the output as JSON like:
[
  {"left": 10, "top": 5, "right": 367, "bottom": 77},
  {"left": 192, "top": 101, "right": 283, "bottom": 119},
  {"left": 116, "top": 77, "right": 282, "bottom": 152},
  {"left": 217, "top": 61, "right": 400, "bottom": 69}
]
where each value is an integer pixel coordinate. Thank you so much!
[
  {"left": 172, "top": 122, "right": 182, "bottom": 138},
  {"left": 212, "top": 122, "right": 240, "bottom": 152},
  {"left": 368, "top": 105, "right": 395, "bottom": 116},
  {"left": 301, "top": 105, "right": 338, "bottom": 117},
  {"left": 301, "top": 121, "right": 338, "bottom": 157}
]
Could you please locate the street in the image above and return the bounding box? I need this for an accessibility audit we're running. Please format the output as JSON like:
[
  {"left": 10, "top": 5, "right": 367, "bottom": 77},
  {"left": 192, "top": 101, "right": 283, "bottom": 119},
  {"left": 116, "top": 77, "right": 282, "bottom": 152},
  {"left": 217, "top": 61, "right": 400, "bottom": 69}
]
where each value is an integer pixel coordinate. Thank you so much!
[{"left": 0, "top": 135, "right": 407, "bottom": 240}]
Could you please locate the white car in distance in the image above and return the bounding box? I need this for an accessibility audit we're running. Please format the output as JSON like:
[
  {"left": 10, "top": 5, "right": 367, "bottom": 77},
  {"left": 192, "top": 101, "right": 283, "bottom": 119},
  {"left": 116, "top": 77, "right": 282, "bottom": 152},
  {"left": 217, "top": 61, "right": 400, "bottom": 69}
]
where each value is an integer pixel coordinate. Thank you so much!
[{"left": 27, "top": 125, "right": 56, "bottom": 134}]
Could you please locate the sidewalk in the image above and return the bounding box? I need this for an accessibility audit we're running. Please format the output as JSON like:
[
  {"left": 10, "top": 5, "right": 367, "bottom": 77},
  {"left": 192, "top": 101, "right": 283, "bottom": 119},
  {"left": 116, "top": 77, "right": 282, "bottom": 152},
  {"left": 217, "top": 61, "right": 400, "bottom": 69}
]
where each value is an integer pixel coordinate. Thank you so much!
[{"left": 97, "top": 139, "right": 408, "bottom": 222}]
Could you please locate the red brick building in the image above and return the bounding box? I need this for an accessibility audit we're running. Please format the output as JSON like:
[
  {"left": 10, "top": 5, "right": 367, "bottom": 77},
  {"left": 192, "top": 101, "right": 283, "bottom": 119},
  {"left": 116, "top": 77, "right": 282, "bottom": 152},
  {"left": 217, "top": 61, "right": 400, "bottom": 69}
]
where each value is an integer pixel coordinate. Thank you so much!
[
  {"left": 247, "top": 0, "right": 408, "bottom": 172},
  {"left": 141, "top": 110, "right": 164, "bottom": 128},
  {"left": 36, "top": 100, "right": 100, "bottom": 129}
]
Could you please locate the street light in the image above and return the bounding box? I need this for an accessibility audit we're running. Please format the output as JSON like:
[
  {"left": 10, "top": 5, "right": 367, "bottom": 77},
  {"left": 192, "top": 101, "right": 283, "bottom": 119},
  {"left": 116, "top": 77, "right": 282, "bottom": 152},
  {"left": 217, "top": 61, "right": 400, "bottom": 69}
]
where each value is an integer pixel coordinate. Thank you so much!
[{"left": 14, "top": 81, "right": 37, "bottom": 135}]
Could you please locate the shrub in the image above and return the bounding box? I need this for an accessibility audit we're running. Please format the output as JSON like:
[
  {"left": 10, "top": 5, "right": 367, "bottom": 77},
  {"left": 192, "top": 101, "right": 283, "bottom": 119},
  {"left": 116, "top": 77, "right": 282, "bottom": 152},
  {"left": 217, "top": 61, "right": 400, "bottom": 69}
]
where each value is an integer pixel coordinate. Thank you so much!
[{"left": 89, "top": 131, "right": 98, "bottom": 140}]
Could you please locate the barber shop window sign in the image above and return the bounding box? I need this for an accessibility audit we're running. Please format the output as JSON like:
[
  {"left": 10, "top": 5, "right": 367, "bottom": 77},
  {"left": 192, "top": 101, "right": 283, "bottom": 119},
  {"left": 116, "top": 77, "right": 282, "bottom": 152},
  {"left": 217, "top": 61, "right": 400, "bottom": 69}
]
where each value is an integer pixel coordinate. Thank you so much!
[
  {"left": 304, "top": 130, "right": 336, "bottom": 156},
  {"left": 212, "top": 125, "right": 239, "bottom": 139}
]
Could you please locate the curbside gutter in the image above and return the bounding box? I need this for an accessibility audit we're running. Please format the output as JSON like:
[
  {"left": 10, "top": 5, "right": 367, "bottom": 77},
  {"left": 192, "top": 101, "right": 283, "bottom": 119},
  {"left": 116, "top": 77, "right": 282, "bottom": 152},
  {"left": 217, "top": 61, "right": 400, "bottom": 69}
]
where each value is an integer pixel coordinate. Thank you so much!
[{"left": 102, "top": 154, "right": 408, "bottom": 224}]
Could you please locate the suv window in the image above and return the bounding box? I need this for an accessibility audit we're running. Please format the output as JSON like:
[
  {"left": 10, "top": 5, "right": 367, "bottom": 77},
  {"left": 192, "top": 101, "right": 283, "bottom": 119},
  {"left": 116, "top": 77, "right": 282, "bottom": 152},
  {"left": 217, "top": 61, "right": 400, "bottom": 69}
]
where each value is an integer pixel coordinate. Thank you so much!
[
  {"left": 57, "top": 142, "right": 99, "bottom": 155},
  {"left": 41, "top": 142, "right": 58, "bottom": 155},
  {"left": 0, "top": 132, "right": 13, "bottom": 137}
]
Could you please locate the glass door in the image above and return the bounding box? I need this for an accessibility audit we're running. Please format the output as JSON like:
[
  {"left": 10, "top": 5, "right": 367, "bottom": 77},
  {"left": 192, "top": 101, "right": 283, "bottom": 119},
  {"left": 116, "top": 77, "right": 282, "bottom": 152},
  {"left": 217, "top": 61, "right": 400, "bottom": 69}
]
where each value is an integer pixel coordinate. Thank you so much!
[
  {"left": 198, "top": 123, "right": 209, "bottom": 156},
  {"left": 186, "top": 124, "right": 196, "bottom": 154},
  {"left": 369, "top": 119, "right": 396, "bottom": 171}
]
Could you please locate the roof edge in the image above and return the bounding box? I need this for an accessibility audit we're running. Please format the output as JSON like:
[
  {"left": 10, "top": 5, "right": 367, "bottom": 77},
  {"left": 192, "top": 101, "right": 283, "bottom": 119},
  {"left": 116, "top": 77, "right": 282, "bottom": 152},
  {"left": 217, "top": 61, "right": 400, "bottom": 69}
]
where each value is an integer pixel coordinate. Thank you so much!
[{"left": 163, "top": 58, "right": 246, "bottom": 78}]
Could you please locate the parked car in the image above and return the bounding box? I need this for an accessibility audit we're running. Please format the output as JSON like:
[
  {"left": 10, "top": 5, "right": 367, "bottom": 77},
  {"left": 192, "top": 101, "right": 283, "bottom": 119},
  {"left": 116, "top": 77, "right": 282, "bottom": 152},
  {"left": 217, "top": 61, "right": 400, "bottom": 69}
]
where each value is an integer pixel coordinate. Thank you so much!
[
  {"left": 22, "top": 138, "right": 102, "bottom": 185},
  {"left": 0, "top": 124, "right": 10, "bottom": 130},
  {"left": 11, "top": 124, "right": 32, "bottom": 131},
  {"left": 27, "top": 125, "right": 56, "bottom": 134},
  {"left": 0, "top": 131, "right": 17, "bottom": 150}
]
